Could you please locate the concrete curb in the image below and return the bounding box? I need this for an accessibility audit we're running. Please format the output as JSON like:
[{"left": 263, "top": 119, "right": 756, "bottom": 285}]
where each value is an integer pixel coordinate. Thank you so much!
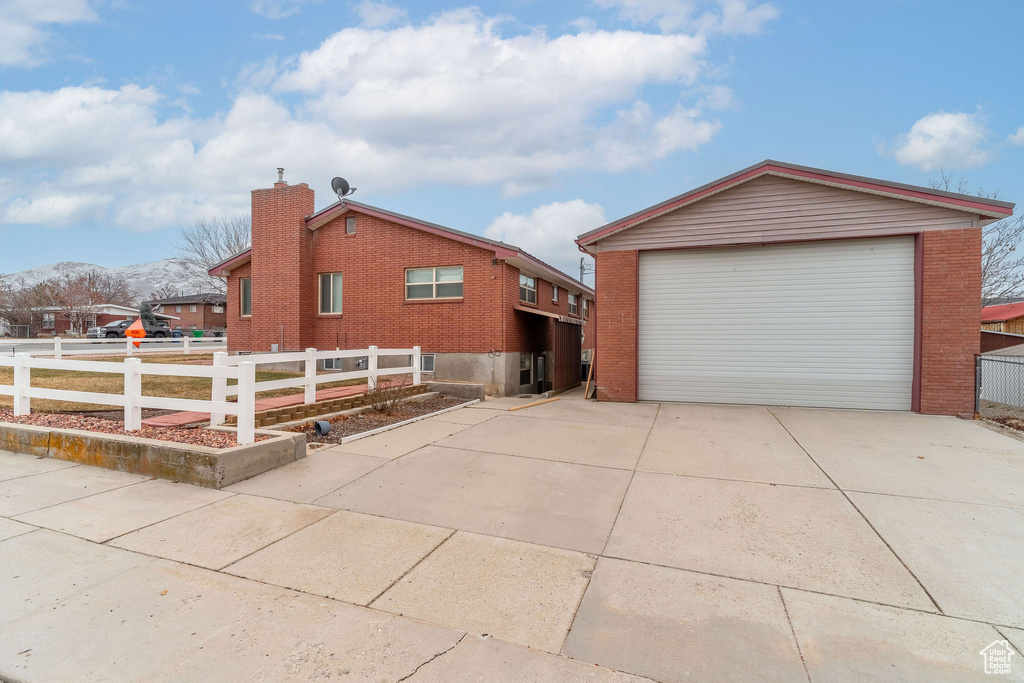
[{"left": 0, "top": 422, "right": 305, "bottom": 489}]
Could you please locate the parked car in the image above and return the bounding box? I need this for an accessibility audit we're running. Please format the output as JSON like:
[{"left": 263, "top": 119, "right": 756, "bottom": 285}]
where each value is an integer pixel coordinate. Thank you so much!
[{"left": 86, "top": 320, "right": 170, "bottom": 339}]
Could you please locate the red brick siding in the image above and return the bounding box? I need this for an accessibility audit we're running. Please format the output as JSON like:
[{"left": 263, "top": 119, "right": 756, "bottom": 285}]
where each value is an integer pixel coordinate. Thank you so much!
[
  {"left": 594, "top": 250, "right": 638, "bottom": 402},
  {"left": 309, "top": 213, "right": 504, "bottom": 352},
  {"left": 249, "top": 183, "right": 315, "bottom": 352},
  {"left": 226, "top": 262, "right": 252, "bottom": 351},
  {"left": 919, "top": 227, "right": 982, "bottom": 415},
  {"left": 156, "top": 305, "right": 226, "bottom": 332}
]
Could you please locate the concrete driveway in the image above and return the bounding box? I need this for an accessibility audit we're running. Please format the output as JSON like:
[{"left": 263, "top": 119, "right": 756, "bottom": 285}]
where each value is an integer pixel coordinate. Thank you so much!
[{"left": 2, "top": 391, "right": 1023, "bottom": 682}]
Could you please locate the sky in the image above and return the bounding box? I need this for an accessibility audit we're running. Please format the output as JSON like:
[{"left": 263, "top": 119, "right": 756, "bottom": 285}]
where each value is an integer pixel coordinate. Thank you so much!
[{"left": 0, "top": 0, "right": 1022, "bottom": 282}]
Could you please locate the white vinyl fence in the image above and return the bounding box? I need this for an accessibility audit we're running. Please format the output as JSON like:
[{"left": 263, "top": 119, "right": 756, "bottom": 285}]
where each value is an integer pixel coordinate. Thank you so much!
[
  {"left": 1, "top": 336, "right": 227, "bottom": 358},
  {"left": 0, "top": 355, "right": 258, "bottom": 444},
  {"left": 209, "top": 346, "right": 421, "bottom": 426}
]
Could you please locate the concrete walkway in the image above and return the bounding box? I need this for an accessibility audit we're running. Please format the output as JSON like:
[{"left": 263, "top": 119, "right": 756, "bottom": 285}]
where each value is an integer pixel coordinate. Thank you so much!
[
  {"left": 141, "top": 383, "right": 368, "bottom": 428},
  {"left": 2, "top": 391, "right": 1024, "bottom": 681}
]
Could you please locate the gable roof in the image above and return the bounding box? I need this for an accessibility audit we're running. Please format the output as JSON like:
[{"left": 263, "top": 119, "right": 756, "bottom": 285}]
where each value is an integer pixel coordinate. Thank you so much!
[
  {"left": 145, "top": 292, "right": 226, "bottom": 306},
  {"left": 983, "top": 302, "right": 1024, "bottom": 323},
  {"left": 576, "top": 160, "right": 1015, "bottom": 248},
  {"left": 209, "top": 199, "right": 593, "bottom": 297}
]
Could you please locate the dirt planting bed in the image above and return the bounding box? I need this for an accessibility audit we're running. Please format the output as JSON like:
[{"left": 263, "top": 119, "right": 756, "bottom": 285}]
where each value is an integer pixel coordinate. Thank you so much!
[
  {"left": 295, "top": 396, "right": 470, "bottom": 444},
  {"left": 0, "top": 409, "right": 269, "bottom": 448}
]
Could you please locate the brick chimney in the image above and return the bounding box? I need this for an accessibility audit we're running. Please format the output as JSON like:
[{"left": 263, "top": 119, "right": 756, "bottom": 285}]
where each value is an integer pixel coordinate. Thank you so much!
[{"left": 250, "top": 170, "right": 315, "bottom": 352}]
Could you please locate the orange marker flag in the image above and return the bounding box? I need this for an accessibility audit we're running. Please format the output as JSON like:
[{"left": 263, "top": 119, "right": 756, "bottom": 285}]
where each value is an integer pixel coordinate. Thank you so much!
[{"left": 125, "top": 318, "right": 147, "bottom": 348}]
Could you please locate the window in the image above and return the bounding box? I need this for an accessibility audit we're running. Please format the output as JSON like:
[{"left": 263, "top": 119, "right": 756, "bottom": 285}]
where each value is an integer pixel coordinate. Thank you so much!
[
  {"left": 212, "top": 305, "right": 224, "bottom": 314},
  {"left": 189, "top": 305, "right": 197, "bottom": 313},
  {"left": 346, "top": 216, "right": 356, "bottom": 234},
  {"left": 240, "top": 278, "right": 252, "bottom": 316},
  {"left": 319, "top": 272, "right": 343, "bottom": 314},
  {"left": 406, "top": 266, "right": 463, "bottom": 299},
  {"left": 519, "top": 353, "right": 532, "bottom": 385},
  {"left": 552, "top": 285, "right": 558, "bottom": 303},
  {"left": 568, "top": 293, "right": 578, "bottom": 315},
  {"left": 175, "top": 305, "right": 182, "bottom": 313},
  {"left": 583, "top": 298, "right": 589, "bottom": 319},
  {"left": 421, "top": 353, "right": 435, "bottom": 372},
  {"left": 519, "top": 274, "right": 537, "bottom": 304},
  {"left": 42, "top": 313, "right": 55, "bottom": 329}
]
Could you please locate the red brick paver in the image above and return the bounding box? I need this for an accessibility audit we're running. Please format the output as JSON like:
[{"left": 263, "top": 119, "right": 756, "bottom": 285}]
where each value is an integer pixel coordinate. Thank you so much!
[{"left": 141, "top": 383, "right": 367, "bottom": 428}]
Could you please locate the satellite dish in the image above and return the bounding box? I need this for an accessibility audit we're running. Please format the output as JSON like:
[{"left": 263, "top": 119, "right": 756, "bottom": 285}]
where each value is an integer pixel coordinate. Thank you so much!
[{"left": 331, "top": 177, "right": 356, "bottom": 201}]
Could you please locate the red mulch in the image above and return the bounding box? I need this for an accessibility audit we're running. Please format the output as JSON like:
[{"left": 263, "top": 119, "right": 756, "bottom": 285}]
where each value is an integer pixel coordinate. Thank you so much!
[{"left": 0, "top": 409, "right": 268, "bottom": 449}]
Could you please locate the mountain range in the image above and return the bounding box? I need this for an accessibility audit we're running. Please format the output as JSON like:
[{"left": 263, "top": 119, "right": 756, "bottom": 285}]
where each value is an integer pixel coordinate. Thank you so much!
[{"left": 1, "top": 259, "right": 212, "bottom": 301}]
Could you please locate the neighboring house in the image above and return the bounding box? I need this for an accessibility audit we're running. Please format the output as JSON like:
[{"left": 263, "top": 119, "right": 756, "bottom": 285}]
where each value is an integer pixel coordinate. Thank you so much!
[
  {"left": 981, "top": 302, "right": 1024, "bottom": 334},
  {"left": 147, "top": 293, "right": 227, "bottom": 333},
  {"left": 576, "top": 160, "right": 1015, "bottom": 416},
  {"left": 34, "top": 304, "right": 177, "bottom": 336},
  {"left": 208, "top": 175, "right": 594, "bottom": 395}
]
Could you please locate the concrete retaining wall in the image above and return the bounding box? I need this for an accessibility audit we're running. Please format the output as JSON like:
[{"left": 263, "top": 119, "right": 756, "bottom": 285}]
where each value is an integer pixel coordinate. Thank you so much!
[{"left": 0, "top": 422, "right": 305, "bottom": 489}]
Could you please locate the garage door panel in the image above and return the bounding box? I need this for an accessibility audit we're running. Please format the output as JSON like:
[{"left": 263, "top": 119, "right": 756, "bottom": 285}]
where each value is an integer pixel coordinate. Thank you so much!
[{"left": 638, "top": 237, "right": 915, "bottom": 410}]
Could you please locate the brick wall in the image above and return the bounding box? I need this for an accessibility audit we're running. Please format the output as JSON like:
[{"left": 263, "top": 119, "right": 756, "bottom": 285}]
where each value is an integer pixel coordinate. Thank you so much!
[
  {"left": 157, "top": 305, "right": 226, "bottom": 332},
  {"left": 594, "top": 250, "right": 638, "bottom": 402},
  {"left": 226, "top": 262, "right": 252, "bottom": 350},
  {"left": 249, "top": 182, "right": 315, "bottom": 352},
  {"left": 920, "top": 227, "right": 982, "bottom": 415},
  {"left": 308, "top": 212, "right": 504, "bottom": 352}
]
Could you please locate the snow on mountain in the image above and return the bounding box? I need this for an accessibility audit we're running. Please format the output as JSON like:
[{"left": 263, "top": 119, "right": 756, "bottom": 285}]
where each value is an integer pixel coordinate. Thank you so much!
[{"left": 1, "top": 259, "right": 212, "bottom": 301}]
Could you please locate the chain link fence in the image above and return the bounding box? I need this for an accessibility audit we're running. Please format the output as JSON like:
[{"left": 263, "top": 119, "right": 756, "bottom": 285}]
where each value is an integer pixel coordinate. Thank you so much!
[{"left": 977, "top": 355, "right": 1024, "bottom": 425}]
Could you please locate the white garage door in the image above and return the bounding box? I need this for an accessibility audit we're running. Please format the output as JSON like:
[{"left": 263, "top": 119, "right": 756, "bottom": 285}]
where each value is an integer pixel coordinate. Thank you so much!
[{"left": 638, "top": 237, "right": 915, "bottom": 409}]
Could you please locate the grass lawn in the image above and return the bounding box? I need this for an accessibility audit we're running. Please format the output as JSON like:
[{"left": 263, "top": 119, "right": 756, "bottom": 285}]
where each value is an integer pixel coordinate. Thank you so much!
[{"left": 0, "top": 353, "right": 365, "bottom": 412}]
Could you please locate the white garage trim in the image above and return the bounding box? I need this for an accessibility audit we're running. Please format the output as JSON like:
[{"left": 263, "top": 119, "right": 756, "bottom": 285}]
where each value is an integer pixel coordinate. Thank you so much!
[{"left": 638, "top": 237, "right": 916, "bottom": 409}]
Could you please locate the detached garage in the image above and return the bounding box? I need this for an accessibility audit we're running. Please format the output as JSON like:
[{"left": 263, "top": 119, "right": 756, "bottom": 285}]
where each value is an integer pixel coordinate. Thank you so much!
[{"left": 577, "top": 161, "right": 1015, "bottom": 416}]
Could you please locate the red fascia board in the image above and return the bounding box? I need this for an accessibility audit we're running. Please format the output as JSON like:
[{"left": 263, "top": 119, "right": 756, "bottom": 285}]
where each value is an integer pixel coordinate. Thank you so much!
[
  {"left": 577, "top": 163, "right": 1014, "bottom": 247},
  {"left": 208, "top": 250, "right": 251, "bottom": 277}
]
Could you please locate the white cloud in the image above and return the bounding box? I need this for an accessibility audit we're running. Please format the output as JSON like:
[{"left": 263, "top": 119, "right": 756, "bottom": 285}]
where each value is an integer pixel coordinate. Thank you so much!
[
  {"left": 1009, "top": 126, "right": 1024, "bottom": 147},
  {"left": 887, "top": 111, "right": 994, "bottom": 171},
  {"left": 248, "top": 0, "right": 317, "bottom": 20},
  {"left": 0, "top": 7, "right": 755, "bottom": 232},
  {"left": 354, "top": 0, "right": 407, "bottom": 28},
  {"left": 595, "top": 0, "right": 778, "bottom": 35},
  {"left": 0, "top": 0, "right": 97, "bottom": 66},
  {"left": 485, "top": 200, "right": 606, "bottom": 276}
]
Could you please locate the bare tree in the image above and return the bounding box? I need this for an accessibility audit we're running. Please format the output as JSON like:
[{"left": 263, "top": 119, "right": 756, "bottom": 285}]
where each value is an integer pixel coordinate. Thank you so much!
[
  {"left": 151, "top": 282, "right": 181, "bottom": 299},
  {"left": 929, "top": 170, "right": 1024, "bottom": 305},
  {"left": 86, "top": 269, "right": 137, "bottom": 306},
  {"left": 173, "top": 215, "right": 251, "bottom": 294},
  {"left": 0, "top": 278, "right": 49, "bottom": 337}
]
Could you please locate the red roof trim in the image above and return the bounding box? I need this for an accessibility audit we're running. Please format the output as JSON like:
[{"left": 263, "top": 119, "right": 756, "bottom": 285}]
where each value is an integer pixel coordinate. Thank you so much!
[
  {"left": 577, "top": 160, "right": 1015, "bottom": 247},
  {"left": 982, "top": 302, "right": 1024, "bottom": 323},
  {"left": 208, "top": 249, "right": 252, "bottom": 277}
]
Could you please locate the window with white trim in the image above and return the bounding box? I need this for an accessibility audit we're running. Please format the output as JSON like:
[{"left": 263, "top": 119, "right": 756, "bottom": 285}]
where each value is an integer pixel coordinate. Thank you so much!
[
  {"left": 189, "top": 305, "right": 197, "bottom": 313},
  {"left": 406, "top": 266, "right": 463, "bottom": 299},
  {"left": 319, "top": 272, "right": 343, "bottom": 314},
  {"left": 552, "top": 285, "right": 558, "bottom": 303},
  {"left": 175, "top": 305, "right": 182, "bottom": 313},
  {"left": 42, "top": 313, "right": 55, "bottom": 329},
  {"left": 583, "top": 298, "right": 589, "bottom": 319},
  {"left": 240, "top": 278, "right": 252, "bottom": 316},
  {"left": 568, "top": 293, "right": 578, "bottom": 315},
  {"left": 212, "top": 305, "right": 224, "bottom": 313},
  {"left": 519, "top": 274, "right": 536, "bottom": 304},
  {"left": 346, "top": 216, "right": 356, "bottom": 234}
]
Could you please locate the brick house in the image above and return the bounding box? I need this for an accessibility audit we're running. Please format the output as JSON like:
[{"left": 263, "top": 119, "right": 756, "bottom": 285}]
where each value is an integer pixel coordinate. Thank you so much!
[
  {"left": 147, "top": 293, "right": 227, "bottom": 334},
  {"left": 34, "top": 304, "right": 177, "bottom": 336},
  {"left": 209, "top": 175, "right": 594, "bottom": 395},
  {"left": 576, "top": 160, "right": 1015, "bottom": 416}
]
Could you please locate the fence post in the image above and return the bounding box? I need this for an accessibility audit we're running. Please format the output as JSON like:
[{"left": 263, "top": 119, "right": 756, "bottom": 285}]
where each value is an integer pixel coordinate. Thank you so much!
[
  {"left": 304, "top": 347, "right": 317, "bottom": 404},
  {"left": 12, "top": 353, "right": 30, "bottom": 416},
  {"left": 184, "top": 337, "right": 191, "bottom": 355},
  {"left": 237, "top": 361, "right": 256, "bottom": 445},
  {"left": 367, "top": 345, "right": 378, "bottom": 392},
  {"left": 53, "top": 337, "right": 62, "bottom": 360},
  {"left": 412, "top": 346, "right": 421, "bottom": 386},
  {"left": 975, "top": 356, "right": 982, "bottom": 415},
  {"left": 126, "top": 338, "right": 134, "bottom": 357},
  {"left": 210, "top": 351, "right": 228, "bottom": 426},
  {"left": 123, "top": 358, "right": 142, "bottom": 431}
]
